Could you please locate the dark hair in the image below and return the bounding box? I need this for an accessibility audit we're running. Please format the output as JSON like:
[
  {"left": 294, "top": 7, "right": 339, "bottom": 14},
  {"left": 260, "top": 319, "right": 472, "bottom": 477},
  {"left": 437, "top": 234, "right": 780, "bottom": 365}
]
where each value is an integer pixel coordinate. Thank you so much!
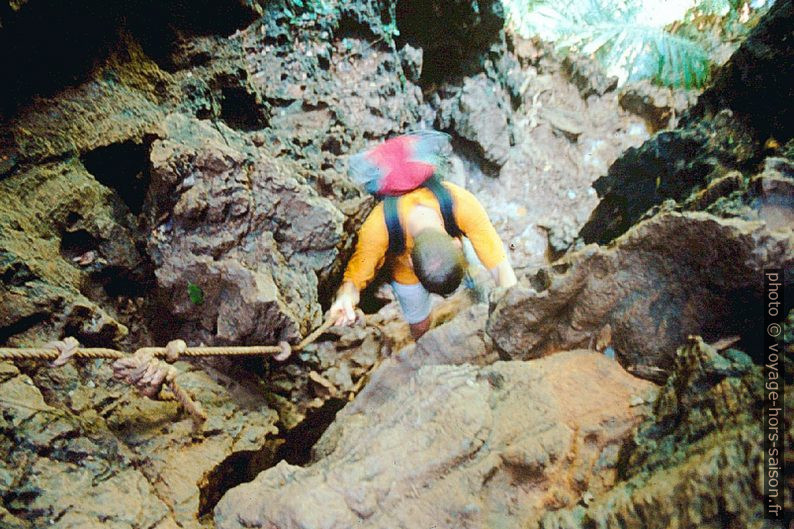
[{"left": 411, "top": 229, "right": 465, "bottom": 295}]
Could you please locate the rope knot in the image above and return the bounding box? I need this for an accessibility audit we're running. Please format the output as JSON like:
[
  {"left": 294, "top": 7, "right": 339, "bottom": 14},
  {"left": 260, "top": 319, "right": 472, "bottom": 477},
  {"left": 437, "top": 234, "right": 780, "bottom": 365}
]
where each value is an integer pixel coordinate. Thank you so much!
[
  {"left": 111, "top": 350, "right": 206, "bottom": 427},
  {"left": 274, "top": 341, "right": 292, "bottom": 361},
  {"left": 111, "top": 350, "right": 178, "bottom": 398},
  {"left": 164, "top": 339, "right": 187, "bottom": 363},
  {"left": 47, "top": 337, "right": 80, "bottom": 367}
]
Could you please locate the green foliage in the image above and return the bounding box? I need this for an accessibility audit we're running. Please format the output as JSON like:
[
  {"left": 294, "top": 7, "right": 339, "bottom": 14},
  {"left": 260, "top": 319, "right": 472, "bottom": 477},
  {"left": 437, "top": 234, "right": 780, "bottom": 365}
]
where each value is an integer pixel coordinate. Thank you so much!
[
  {"left": 187, "top": 282, "right": 204, "bottom": 306},
  {"left": 529, "top": 0, "right": 711, "bottom": 88},
  {"left": 283, "top": 0, "right": 333, "bottom": 26},
  {"left": 696, "top": 0, "right": 744, "bottom": 17}
]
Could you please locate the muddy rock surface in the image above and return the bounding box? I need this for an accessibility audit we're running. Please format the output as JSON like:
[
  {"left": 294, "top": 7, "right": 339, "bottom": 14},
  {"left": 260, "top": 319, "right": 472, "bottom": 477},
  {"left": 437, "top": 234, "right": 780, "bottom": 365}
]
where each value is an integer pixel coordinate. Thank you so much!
[
  {"left": 215, "top": 349, "right": 656, "bottom": 529},
  {"left": 489, "top": 211, "right": 794, "bottom": 378}
]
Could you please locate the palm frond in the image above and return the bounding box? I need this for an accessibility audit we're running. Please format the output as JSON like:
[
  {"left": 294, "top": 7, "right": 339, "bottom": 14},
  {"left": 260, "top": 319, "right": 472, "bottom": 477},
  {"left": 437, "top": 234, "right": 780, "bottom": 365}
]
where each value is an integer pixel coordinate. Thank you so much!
[{"left": 525, "top": 0, "right": 712, "bottom": 89}]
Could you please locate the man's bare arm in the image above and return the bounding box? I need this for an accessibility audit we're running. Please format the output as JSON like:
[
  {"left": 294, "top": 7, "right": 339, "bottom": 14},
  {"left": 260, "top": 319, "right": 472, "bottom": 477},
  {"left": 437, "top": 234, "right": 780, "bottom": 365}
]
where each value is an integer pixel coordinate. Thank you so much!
[
  {"left": 490, "top": 259, "right": 517, "bottom": 288},
  {"left": 328, "top": 281, "right": 361, "bottom": 326}
]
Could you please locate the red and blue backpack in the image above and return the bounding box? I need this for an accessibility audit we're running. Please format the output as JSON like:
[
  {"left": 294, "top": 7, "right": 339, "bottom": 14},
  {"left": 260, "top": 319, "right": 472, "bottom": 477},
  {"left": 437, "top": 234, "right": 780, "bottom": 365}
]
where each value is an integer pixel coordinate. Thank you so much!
[{"left": 348, "top": 130, "right": 462, "bottom": 254}]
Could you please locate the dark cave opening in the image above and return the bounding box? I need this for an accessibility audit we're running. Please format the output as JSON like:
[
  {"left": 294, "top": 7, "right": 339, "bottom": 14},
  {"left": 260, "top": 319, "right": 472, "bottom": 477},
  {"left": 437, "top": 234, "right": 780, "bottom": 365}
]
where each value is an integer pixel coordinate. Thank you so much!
[
  {"left": 0, "top": 312, "right": 50, "bottom": 345},
  {"left": 0, "top": 0, "right": 259, "bottom": 116},
  {"left": 0, "top": 0, "right": 121, "bottom": 116},
  {"left": 59, "top": 229, "right": 100, "bottom": 262},
  {"left": 357, "top": 269, "right": 394, "bottom": 315},
  {"left": 81, "top": 140, "right": 152, "bottom": 215},
  {"left": 197, "top": 445, "right": 279, "bottom": 519},
  {"left": 394, "top": 0, "right": 505, "bottom": 86},
  {"left": 197, "top": 397, "right": 347, "bottom": 518},
  {"left": 129, "top": 0, "right": 260, "bottom": 71},
  {"left": 334, "top": 12, "right": 378, "bottom": 42},
  {"left": 274, "top": 397, "right": 348, "bottom": 466},
  {"left": 451, "top": 135, "right": 502, "bottom": 179},
  {"left": 95, "top": 265, "right": 156, "bottom": 299},
  {"left": 218, "top": 86, "right": 269, "bottom": 132},
  {"left": 722, "top": 286, "right": 791, "bottom": 368}
]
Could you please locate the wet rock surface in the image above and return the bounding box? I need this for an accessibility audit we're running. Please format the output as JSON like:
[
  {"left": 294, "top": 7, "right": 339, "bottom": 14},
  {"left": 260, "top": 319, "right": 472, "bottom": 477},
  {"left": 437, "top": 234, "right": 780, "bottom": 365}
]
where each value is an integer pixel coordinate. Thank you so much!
[
  {"left": 489, "top": 211, "right": 794, "bottom": 377},
  {"left": 215, "top": 349, "right": 656, "bottom": 529}
]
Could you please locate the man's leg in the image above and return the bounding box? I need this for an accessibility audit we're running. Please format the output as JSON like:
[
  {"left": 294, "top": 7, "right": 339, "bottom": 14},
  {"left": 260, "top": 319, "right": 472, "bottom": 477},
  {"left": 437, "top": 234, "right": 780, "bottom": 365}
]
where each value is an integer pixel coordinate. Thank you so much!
[
  {"left": 409, "top": 317, "right": 431, "bottom": 340},
  {"left": 391, "top": 281, "right": 432, "bottom": 340}
]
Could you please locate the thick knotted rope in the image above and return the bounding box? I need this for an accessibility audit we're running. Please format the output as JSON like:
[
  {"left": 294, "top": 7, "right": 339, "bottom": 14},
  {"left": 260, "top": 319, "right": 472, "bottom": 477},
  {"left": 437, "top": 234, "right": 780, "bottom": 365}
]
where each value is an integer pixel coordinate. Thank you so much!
[
  {"left": 0, "top": 315, "right": 339, "bottom": 426},
  {"left": 0, "top": 317, "right": 336, "bottom": 362},
  {"left": 112, "top": 350, "right": 179, "bottom": 398}
]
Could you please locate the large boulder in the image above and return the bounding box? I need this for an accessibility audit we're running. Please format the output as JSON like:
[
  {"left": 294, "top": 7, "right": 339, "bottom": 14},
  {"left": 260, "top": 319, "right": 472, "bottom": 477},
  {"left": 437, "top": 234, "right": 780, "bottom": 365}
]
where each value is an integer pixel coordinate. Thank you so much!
[
  {"left": 146, "top": 114, "right": 344, "bottom": 344},
  {"left": 215, "top": 348, "right": 656, "bottom": 529},
  {"left": 437, "top": 73, "right": 515, "bottom": 168},
  {"left": 540, "top": 336, "right": 793, "bottom": 529},
  {"left": 488, "top": 211, "right": 794, "bottom": 379}
]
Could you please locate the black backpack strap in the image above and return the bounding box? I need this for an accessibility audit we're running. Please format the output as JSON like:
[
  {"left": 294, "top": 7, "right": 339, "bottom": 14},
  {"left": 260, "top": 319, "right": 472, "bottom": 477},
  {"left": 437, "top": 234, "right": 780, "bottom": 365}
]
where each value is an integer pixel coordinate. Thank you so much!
[
  {"left": 424, "top": 177, "right": 462, "bottom": 238},
  {"left": 383, "top": 179, "right": 462, "bottom": 255},
  {"left": 383, "top": 196, "right": 405, "bottom": 255}
]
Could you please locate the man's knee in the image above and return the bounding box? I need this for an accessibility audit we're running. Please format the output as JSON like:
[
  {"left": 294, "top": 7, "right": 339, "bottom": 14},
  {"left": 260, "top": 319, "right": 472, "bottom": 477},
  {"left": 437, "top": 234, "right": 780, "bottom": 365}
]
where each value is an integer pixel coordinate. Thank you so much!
[{"left": 409, "top": 317, "right": 431, "bottom": 339}]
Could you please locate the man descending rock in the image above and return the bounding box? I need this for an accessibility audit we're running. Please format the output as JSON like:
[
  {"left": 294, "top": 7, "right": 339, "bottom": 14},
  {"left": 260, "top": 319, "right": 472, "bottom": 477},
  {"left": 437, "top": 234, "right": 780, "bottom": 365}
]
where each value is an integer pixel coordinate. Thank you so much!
[{"left": 329, "top": 131, "right": 516, "bottom": 339}]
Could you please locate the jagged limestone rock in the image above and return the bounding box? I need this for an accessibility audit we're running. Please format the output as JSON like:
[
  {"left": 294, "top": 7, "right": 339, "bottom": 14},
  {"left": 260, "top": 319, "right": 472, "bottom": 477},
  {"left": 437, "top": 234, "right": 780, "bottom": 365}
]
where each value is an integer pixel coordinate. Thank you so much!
[
  {"left": 539, "top": 337, "right": 792, "bottom": 529},
  {"left": 488, "top": 212, "right": 794, "bottom": 376},
  {"left": 437, "top": 72, "right": 515, "bottom": 168},
  {"left": 146, "top": 114, "right": 344, "bottom": 344},
  {"left": 0, "top": 357, "right": 280, "bottom": 529},
  {"left": 0, "top": 159, "right": 140, "bottom": 346}
]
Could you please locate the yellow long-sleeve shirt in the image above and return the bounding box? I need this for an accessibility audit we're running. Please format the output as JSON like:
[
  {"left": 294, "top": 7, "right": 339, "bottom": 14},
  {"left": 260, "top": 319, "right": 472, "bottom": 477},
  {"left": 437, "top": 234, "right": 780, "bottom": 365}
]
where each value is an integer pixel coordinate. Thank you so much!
[{"left": 343, "top": 182, "right": 507, "bottom": 290}]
